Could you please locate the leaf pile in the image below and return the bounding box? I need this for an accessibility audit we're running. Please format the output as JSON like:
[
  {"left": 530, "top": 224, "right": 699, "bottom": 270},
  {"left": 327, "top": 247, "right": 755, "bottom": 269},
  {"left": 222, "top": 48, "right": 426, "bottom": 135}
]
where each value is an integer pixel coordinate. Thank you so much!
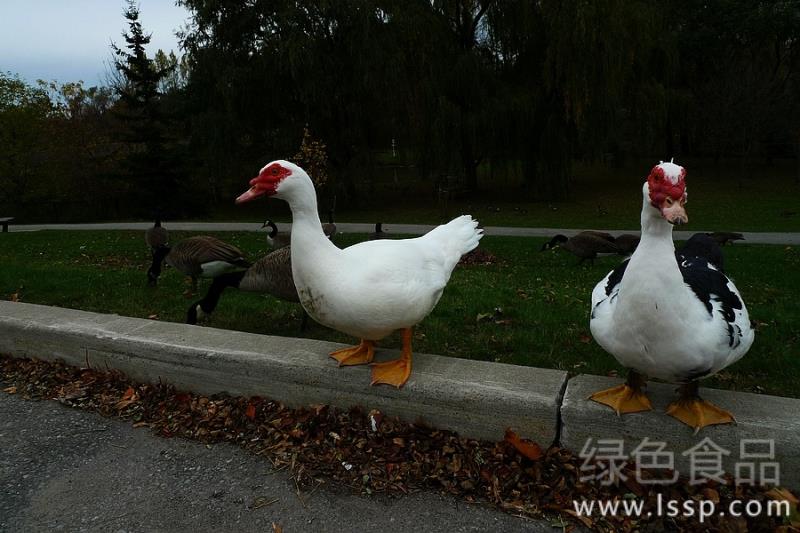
[
  {"left": 458, "top": 248, "right": 500, "bottom": 266},
  {"left": 1, "top": 355, "right": 794, "bottom": 532}
]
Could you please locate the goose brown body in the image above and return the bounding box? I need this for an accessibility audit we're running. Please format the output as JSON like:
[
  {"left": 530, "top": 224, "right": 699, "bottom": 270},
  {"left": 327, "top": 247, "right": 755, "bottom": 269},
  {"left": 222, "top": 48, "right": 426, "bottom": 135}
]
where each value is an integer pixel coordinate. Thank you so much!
[
  {"left": 543, "top": 232, "right": 619, "bottom": 264},
  {"left": 187, "top": 246, "right": 302, "bottom": 325},
  {"left": 166, "top": 236, "right": 250, "bottom": 278},
  {"left": 614, "top": 234, "right": 641, "bottom": 255},
  {"left": 147, "top": 235, "right": 250, "bottom": 289},
  {"left": 145, "top": 220, "right": 169, "bottom": 251}
]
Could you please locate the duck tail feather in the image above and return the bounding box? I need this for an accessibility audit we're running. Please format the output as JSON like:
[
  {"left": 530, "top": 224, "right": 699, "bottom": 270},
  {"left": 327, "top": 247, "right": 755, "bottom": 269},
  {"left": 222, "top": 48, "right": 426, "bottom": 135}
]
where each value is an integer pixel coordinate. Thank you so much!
[{"left": 425, "top": 214, "right": 484, "bottom": 262}]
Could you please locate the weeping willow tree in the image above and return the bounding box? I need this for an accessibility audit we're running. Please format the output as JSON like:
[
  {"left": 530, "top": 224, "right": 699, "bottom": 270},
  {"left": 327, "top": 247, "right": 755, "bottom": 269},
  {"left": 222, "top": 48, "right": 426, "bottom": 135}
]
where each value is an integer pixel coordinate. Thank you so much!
[
  {"left": 486, "top": 0, "right": 662, "bottom": 199},
  {"left": 179, "top": 0, "right": 397, "bottom": 203},
  {"left": 177, "top": 0, "right": 799, "bottom": 204}
]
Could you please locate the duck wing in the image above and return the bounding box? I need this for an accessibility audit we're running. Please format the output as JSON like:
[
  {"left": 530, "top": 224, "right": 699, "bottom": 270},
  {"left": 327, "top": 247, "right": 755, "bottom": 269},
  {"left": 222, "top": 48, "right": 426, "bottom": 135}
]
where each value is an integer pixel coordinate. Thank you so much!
[
  {"left": 339, "top": 215, "right": 482, "bottom": 300},
  {"left": 590, "top": 259, "right": 629, "bottom": 319},
  {"left": 677, "top": 256, "right": 752, "bottom": 350}
]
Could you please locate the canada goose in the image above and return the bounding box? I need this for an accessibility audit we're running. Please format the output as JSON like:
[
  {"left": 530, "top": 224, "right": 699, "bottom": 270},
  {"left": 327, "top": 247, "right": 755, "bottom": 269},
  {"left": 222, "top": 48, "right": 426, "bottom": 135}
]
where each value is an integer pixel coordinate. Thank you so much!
[
  {"left": 145, "top": 219, "right": 169, "bottom": 253},
  {"left": 583, "top": 230, "right": 615, "bottom": 242},
  {"left": 186, "top": 246, "right": 308, "bottom": 330},
  {"left": 147, "top": 235, "right": 250, "bottom": 294},
  {"left": 706, "top": 232, "right": 744, "bottom": 246},
  {"left": 263, "top": 220, "right": 290, "bottom": 249},
  {"left": 541, "top": 232, "right": 620, "bottom": 265},
  {"left": 614, "top": 234, "right": 641, "bottom": 255},
  {"left": 368, "top": 222, "right": 388, "bottom": 240}
]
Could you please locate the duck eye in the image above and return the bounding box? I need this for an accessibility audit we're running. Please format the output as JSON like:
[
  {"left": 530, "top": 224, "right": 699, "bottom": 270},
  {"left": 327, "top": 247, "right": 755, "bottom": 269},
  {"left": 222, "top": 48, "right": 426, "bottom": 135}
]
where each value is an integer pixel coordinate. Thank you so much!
[
  {"left": 272, "top": 168, "right": 278, "bottom": 175},
  {"left": 665, "top": 197, "right": 674, "bottom": 206}
]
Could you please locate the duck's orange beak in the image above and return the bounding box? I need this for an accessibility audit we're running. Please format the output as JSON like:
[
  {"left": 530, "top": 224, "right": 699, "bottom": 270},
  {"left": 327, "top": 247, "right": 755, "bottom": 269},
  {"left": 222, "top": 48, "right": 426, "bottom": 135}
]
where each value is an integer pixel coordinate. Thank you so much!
[{"left": 235, "top": 174, "right": 277, "bottom": 204}]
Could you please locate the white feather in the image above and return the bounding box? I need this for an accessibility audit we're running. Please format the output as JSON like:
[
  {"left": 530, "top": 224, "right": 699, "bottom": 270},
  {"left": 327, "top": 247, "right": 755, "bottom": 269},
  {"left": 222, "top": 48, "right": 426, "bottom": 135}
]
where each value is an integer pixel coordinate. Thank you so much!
[
  {"left": 590, "top": 180, "right": 754, "bottom": 383},
  {"left": 270, "top": 162, "right": 483, "bottom": 341}
]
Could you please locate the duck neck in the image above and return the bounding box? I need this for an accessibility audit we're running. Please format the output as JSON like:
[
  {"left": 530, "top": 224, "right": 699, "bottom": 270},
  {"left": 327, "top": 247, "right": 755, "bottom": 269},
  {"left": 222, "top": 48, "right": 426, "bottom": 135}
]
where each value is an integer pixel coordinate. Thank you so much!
[
  {"left": 631, "top": 195, "right": 682, "bottom": 287},
  {"left": 640, "top": 207, "right": 674, "bottom": 251},
  {"left": 283, "top": 178, "right": 338, "bottom": 260},
  {"left": 285, "top": 179, "right": 323, "bottom": 230}
]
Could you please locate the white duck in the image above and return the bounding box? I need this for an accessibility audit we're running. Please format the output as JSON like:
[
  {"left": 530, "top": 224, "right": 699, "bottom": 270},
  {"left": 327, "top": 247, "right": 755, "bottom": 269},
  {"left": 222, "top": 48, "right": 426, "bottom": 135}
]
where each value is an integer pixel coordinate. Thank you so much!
[
  {"left": 235, "top": 160, "right": 483, "bottom": 388},
  {"left": 589, "top": 161, "right": 754, "bottom": 431}
]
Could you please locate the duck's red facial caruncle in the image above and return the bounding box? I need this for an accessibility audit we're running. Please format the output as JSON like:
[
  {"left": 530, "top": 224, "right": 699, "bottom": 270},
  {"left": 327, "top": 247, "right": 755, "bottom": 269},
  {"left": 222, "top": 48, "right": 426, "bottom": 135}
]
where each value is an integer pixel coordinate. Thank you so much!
[
  {"left": 647, "top": 162, "right": 688, "bottom": 225},
  {"left": 235, "top": 162, "right": 292, "bottom": 204}
]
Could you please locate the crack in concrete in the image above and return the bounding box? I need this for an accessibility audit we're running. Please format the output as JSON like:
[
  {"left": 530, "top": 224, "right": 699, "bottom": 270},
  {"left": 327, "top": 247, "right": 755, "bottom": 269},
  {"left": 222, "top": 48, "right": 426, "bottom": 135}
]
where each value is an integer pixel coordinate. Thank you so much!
[{"left": 551, "top": 373, "right": 572, "bottom": 447}]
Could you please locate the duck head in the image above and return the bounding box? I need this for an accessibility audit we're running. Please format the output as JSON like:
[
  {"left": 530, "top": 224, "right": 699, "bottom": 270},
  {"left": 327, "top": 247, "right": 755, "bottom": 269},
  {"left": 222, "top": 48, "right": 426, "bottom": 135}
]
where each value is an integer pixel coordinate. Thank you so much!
[
  {"left": 236, "top": 160, "right": 309, "bottom": 204},
  {"left": 645, "top": 161, "right": 688, "bottom": 225}
]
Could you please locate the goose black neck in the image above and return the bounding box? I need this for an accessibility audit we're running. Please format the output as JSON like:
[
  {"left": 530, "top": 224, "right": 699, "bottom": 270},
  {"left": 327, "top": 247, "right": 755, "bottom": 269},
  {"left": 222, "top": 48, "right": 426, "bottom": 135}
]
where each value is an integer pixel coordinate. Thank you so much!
[
  {"left": 147, "top": 245, "right": 171, "bottom": 282},
  {"left": 542, "top": 234, "right": 567, "bottom": 251},
  {"left": 198, "top": 271, "right": 246, "bottom": 314}
]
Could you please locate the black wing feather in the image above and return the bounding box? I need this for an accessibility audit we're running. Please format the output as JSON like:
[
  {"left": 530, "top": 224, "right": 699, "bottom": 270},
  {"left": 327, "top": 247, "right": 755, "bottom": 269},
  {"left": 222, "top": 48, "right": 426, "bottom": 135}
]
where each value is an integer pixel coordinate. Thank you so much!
[
  {"left": 604, "top": 259, "right": 629, "bottom": 296},
  {"left": 678, "top": 257, "right": 743, "bottom": 347}
]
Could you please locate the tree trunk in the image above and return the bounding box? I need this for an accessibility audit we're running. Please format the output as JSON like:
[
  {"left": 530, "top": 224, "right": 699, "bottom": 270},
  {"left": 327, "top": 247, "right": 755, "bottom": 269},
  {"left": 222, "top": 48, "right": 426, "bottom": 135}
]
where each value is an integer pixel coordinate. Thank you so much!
[{"left": 796, "top": 132, "right": 800, "bottom": 185}]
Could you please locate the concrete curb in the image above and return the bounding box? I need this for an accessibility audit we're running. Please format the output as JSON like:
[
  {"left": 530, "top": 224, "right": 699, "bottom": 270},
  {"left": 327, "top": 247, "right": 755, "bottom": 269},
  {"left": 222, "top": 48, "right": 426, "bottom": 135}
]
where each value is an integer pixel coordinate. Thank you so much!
[
  {"left": 561, "top": 375, "right": 800, "bottom": 488},
  {"left": 0, "top": 301, "right": 565, "bottom": 444},
  {"left": 2, "top": 301, "right": 798, "bottom": 489},
  {"left": 7, "top": 222, "right": 800, "bottom": 245}
]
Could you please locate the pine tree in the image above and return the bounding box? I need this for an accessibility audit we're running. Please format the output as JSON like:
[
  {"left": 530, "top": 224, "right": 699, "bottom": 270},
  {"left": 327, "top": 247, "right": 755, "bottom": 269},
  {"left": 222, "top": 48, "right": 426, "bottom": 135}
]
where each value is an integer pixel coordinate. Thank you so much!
[{"left": 111, "top": 0, "right": 178, "bottom": 216}]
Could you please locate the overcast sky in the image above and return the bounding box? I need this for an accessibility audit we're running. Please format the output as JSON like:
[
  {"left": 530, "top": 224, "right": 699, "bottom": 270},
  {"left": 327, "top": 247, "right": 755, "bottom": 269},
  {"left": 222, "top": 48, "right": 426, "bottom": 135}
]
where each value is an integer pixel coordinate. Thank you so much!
[{"left": 1, "top": 0, "right": 190, "bottom": 87}]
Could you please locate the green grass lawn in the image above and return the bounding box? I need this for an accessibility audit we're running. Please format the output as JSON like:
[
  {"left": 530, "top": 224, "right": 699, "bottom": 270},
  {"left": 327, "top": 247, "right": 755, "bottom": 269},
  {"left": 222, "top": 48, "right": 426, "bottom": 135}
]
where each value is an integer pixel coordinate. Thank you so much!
[{"left": 1, "top": 230, "right": 798, "bottom": 398}]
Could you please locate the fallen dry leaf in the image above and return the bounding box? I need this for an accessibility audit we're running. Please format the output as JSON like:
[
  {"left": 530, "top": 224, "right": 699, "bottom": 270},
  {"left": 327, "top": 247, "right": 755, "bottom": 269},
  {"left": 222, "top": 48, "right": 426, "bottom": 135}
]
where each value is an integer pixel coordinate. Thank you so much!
[
  {"left": 114, "top": 386, "right": 139, "bottom": 409},
  {"left": 564, "top": 508, "right": 594, "bottom": 528},
  {"left": 504, "top": 429, "right": 543, "bottom": 461},
  {"left": 703, "top": 487, "right": 720, "bottom": 503},
  {"left": 0, "top": 354, "right": 791, "bottom": 533},
  {"left": 767, "top": 488, "right": 799, "bottom": 505}
]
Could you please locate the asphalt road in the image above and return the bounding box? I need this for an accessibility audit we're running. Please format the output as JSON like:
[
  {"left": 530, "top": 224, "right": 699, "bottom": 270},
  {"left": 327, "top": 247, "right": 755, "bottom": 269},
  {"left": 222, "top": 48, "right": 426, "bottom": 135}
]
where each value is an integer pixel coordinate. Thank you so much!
[
  {"left": 0, "top": 393, "right": 555, "bottom": 533},
  {"left": 8, "top": 221, "right": 800, "bottom": 245}
]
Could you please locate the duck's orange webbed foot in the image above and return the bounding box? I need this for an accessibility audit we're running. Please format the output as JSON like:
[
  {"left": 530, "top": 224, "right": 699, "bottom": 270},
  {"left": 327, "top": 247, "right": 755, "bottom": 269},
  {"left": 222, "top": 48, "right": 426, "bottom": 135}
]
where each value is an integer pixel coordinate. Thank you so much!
[
  {"left": 330, "top": 339, "right": 375, "bottom": 366},
  {"left": 667, "top": 383, "right": 735, "bottom": 433},
  {"left": 589, "top": 370, "right": 652, "bottom": 415},
  {"left": 371, "top": 357, "right": 412, "bottom": 388},
  {"left": 370, "top": 328, "right": 413, "bottom": 388}
]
